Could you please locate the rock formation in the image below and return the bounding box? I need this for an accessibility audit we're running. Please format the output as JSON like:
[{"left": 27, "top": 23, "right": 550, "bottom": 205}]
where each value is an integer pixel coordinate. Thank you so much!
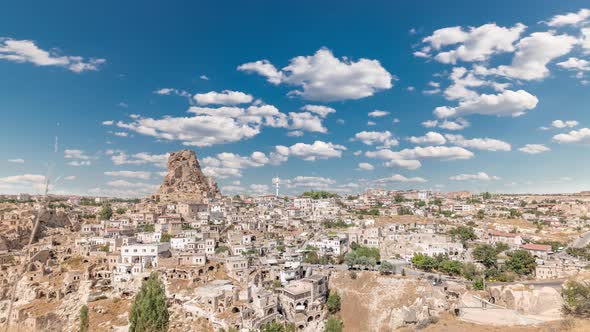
[{"left": 154, "top": 149, "right": 219, "bottom": 203}]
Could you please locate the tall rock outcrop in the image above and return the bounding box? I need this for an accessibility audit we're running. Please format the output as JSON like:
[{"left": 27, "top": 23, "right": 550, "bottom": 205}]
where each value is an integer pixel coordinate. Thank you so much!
[{"left": 154, "top": 149, "right": 219, "bottom": 203}]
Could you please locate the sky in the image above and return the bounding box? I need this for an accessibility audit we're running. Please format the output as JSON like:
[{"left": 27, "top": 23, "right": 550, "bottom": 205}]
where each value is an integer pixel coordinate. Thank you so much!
[{"left": 1, "top": 0, "right": 590, "bottom": 197}]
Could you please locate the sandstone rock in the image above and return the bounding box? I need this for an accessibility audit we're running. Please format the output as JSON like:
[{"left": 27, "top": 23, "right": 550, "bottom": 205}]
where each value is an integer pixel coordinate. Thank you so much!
[{"left": 154, "top": 149, "right": 220, "bottom": 203}]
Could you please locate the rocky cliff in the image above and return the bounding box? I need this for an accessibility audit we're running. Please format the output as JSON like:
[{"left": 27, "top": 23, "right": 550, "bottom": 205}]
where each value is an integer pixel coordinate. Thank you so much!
[{"left": 154, "top": 149, "right": 219, "bottom": 203}]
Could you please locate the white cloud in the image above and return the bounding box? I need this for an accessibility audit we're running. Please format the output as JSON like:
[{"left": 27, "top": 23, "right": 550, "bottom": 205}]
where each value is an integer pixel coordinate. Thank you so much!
[
  {"left": 202, "top": 151, "right": 269, "bottom": 178},
  {"left": 300, "top": 105, "right": 336, "bottom": 117},
  {"left": 557, "top": 57, "right": 590, "bottom": 72},
  {"left": 199, "top": 74, "right": 209, "bottom": 80},
  {"left": 238, "top": 47, "right": 393, "bottom": 101},
  {"left": 237, "top": 60, "right": 284, "bottom": 84},
  {"left": 0, "top": 37, "right": 105, "bottom": 72},
  {"left": 117, "top": 104, "right": 289, "bottom": 147},
  {"left": 154, "top": 88, "right": 191, "bottom": 98},
  {"left": 421, "top": 23, "right": 526, "bottom": 64},
  {"left": 450, "top": 172, "right": 500, "bottom": 181},
  {"left": 366, "top": 146, "right": 473, "bottom": 170},
  {"left": 408, "top": 132, "right": 446, "bottom": 145},
  {"left": 64, "top": 149, "right": 91, "bottom": 160},
  {"left": 476, "top": 31, "right": 577, "bottom": 81},
  {"left": 275, "top": 141, "right": 346, "bottom": 161},
  {"left": 438, "top": 118, "right": 471, "bottom": 130},
  {"left": 357, "top": 162, "right": 374, "bottom": 171},
  {"left": 0, "top": 174, "right": 46, "bottom": 193},
  {"left": 434, "top": 89, "right": 538, "bottom": 118},
  {"left": 102, "top": 120, "right": 114, "bottom": 126},
  {"left": 250, "top": 184, "right": 269, "bottom": 194},
  {"left": 445, "top": 134, "right": 511, "bottom": 151},
  {"left": 353, "top": 131, "right": 399, "bottom": 148},
  {"left": 104, "top": 171, "right": 151, "bottom": 180},
  {"left": 518, "top": 144, "right": 551, "bottom": 154},
  {"left": 546, "top": 8, "right": 590, "bottom": 27},
  {"left": 110, "top": 151, "right": 169, "bottom": 168},
  {"left": 288, "top": 112, "right": 327, "bottom": 133},
  {"left": 288, "top": 176, "right": 336, "bottom": 188},
  {"left": 367, "top": 121, "right": 376, "bottom": 126},
  {"left": 553, "top": 128, "right": 590, "bottom": 144},
  {"left": 376, "top": 174, "right": 427, "bottom": 183},
  {"left": 113, "top": 132, "right": 128, "bottom": 137},
  {"left": 63, "top": 175, "right": 76, "bottom": 180},
  {"left": 552, "top": 119, "right": 579, "bottom": 128},
  {"left": 67, "top": 160, "right": 91, "bottom": 167},
  {"left": 7, "top": 158, "right": 24, "bottom": 163},
  {"left": 193, "top": 90, "right": 253, "bottom": 105},
  {"left": 368, "top": 110, "right": 389, "bottom": 117}
]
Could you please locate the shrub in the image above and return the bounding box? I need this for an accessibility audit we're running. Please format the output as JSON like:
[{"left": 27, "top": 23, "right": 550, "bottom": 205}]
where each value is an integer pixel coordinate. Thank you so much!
[
  {"left": 129, "top": 273, "right": 169, "bottom": 332},
  {"left": 324, "top": 318, "right": 343, "bottom": 332},
  {"left": 79, "top": 305, "right": 89, "bottom": 332},
  {"left": 562, "top": 280, "right": 590, "bottom": 318},
  {"left": 326, "top": 292, "right": 341, "bottom": 314}
]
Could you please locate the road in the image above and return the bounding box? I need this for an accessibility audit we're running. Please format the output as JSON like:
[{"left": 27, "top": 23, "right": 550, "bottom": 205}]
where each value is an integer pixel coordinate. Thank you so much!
[{"left": 572, "top": 230, "right": 590, "bottom": 248}]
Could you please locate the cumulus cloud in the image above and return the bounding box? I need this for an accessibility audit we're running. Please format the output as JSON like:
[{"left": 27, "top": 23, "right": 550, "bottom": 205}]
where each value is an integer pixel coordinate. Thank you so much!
[
  {"left": 408, "top": 132, "right": 446, "bottom": 145},
  {"left": 518, "top": 144, "right": 551, "bottom": 154},
  {"left": 444, "top": 134, "right": 511, "bottom": 151},
  {"left": 557, "top": 57, "right": 590, "bottom": 72},
  {"left": 553, "top": 128, "right": 590, "bottom": 144},
  {"left": 287, "top": 176, "right": 336, "bottom": 188},
  {"left": 104, "top": 171, "right": 151, "bottom": 180},
  {"left": 238, "top": 47, "right": 393, "bottom": 101},
  {"left": 193, "top": 90, "right": 253, "bottom": 105},
  {"left": 449, "top": 172, "right": 500, "bottom": 181},
  {"left": 300, "top": 105, "right": 336, "bottom": 117},
  {"left": 202, "top": 151, "right": 269, "bottom": 178},
  {"left": 357, "top": 162, "right": 375, "bottom": 171},
  {"left": 64, "top": 149, "right": 91, "bottom": 160},
  {"left": 545, "top": 8, "right": 590, "bottom": 27},
  {"left": 0, "top": 174, "right": 47, "bottom": 193},
  {"left": 376, "top": 174, "right": 427, "bottom": 183},
  {"left": 476, "top": 31, "right": 577, "bottom": 81},
  {"left": 274, "top": 141, "right": 346, "bottom": 161},
  {"left": 249, "top": 184, "right": 269, "bottom": 194},
  {"left": 353, "top": 131, "right": 399, "bottom": 148},
  {"left": 108, "top": 150, "right": 169, "bottom": 168},
  {"left": 154, "top": 88, "right": 191, "bottom": 98},
  {"left": 420, "top": 23, "right": 526, "bottom": 64},
  {"left": 368, "top": 110, "right": 390, "bottom": 117},
  {"left": 552, "top": 119, "right": 579, "bottom": 128},
  {"left": 366, "top": 146, "right": 473, "bottom": 170},
  {"left": 7, "top": 158, "right": 24, "bottom": 163},
  {"left": 433, "top": 89, "right": 538, "bottom": 118},
  {"left": 0, "top": 37, "right": 105, "bottom": 72}
]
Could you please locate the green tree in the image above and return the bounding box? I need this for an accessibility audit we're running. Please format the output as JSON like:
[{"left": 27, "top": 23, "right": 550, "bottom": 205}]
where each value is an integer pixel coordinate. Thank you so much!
[
  {"left": 99, "top": 204, "right": 113, "bottom": 220},
  {"left": 260, "top": 322, "right": 296, "bottom": 332},
  {"left": 448, "top": 226, "right": 477, "bottom": 246},
  {"left": 116, "top": 208, "right": 126, "bottom": 214},
  {"left": 494, "top": 242, "right": 510, "bottom": 253},
  {"left": 411, "top": 253, "right": 437, "bottom": 272},
  {"left": 473, "top": 277, "right": 484, "bottom": 290},
  {"left": 79, "top": 305, "right": 89, "bottom": 332},
  {"left": 505, "top": 250, "right": 536, "bottom": 275},
  {"left": 326, "top": 292, "right": 341, "bottom": 314},
  {"left": 378, "top": 261, "right": 395, "bottom": 275},
  {"left": 324, "top": 318, "right": 343, "bottom": 332},
  {"left": 129, "top": 273, "right": 169, "bottom": 332},
  {"left": 472, "top": 244, "right": 498, "bottom": 268},
  {"left": 476, "top": 209, "right": 485, "bottom": 219},
  {"left": 439, "top": 260, "right": 463, "bottom": 276},
  {"left": 562, "top": 280, "right": 590, "bottom": 318},
  {"left": 160, "top": 233, "right": 171, "bottom": 243}
]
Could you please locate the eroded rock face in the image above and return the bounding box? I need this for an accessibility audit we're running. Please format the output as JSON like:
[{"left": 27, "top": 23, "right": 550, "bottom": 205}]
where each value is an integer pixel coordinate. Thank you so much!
[
  {"left": 488, "top": 284, "right": 562, "bottom": 317},
  {"left": 155, "top": 149, "right": 219, "bottom": 203}
]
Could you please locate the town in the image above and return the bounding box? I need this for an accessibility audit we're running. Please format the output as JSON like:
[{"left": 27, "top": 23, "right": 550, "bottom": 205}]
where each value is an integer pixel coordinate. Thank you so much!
[{"left": 0, "top": 149, "right": 588, "bottom": 331}]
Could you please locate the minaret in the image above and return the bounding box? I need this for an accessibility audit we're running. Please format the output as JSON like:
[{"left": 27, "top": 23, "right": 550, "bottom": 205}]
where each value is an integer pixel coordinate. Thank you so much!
[{"left": 272, "top": 176, "right": 280, "bottom": 197}]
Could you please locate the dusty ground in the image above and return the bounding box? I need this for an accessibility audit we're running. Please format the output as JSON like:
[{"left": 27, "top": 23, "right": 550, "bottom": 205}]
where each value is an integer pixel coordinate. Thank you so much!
[
  {"left": 401, "top": 313, "right": 590, "bottom": 332},
  {"left": 88, "top": 298, "right": 132, "bottom": 331}
]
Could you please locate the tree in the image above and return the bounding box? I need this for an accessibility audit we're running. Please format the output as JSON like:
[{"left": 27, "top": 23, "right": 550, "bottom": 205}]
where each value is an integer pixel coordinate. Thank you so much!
[
  {"left": 472, "top": 244, "right": 498, "bottom": 268},
  {"left": 411, "top": 253, "right": 437, "bottom": 272},
  {"left": 476, "top": 209, "right": 485, "bottom": 219},
  {"left": 473, "top": 277, "right": 484, "bottom": 290},
  {"left": 99, "top": 204, "right": 113, "bottom": 220},
  {"left": 439, "top": 260, "right": 462, "bottom": 276},
  {"left": 562, "top": 280, "right": 590, "bottom": 318},
  {"left": 494, "top": 242, "right": 510, "bottom": 253},
  {"left": 79, "top": 305, "right": 89, "bottom": 332},
  {"left": 326, "top": 292, "right": 341, "bottom": 314},
  {"left": 116, "top": 208, "right": 126, "bottom": 214},
  {"left": 129, "top": 273, "right": 169, "bottom": 332},
  {"left": 160, "top": 233, "right": 171, "bottom": 243},
  {"left": 260, "top": 322, "right": 296, "bottom": 332},
  {"left": 505, "top": 250, "right": 536, "bottom": 275},
  {"left": 448, "top": 226, "right": 477, "bottom": 246},
  {"left": 324, "top": 318, "right": 343, "bottom": 332},
  {"left": 378, "top": 261, "right": 395, "bottom": 275}
]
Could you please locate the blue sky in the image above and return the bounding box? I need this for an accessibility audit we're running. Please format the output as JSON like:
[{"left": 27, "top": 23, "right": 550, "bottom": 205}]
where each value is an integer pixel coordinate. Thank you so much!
[{"left": 2, "top": 0, "right": 590, "bottom": 197}]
